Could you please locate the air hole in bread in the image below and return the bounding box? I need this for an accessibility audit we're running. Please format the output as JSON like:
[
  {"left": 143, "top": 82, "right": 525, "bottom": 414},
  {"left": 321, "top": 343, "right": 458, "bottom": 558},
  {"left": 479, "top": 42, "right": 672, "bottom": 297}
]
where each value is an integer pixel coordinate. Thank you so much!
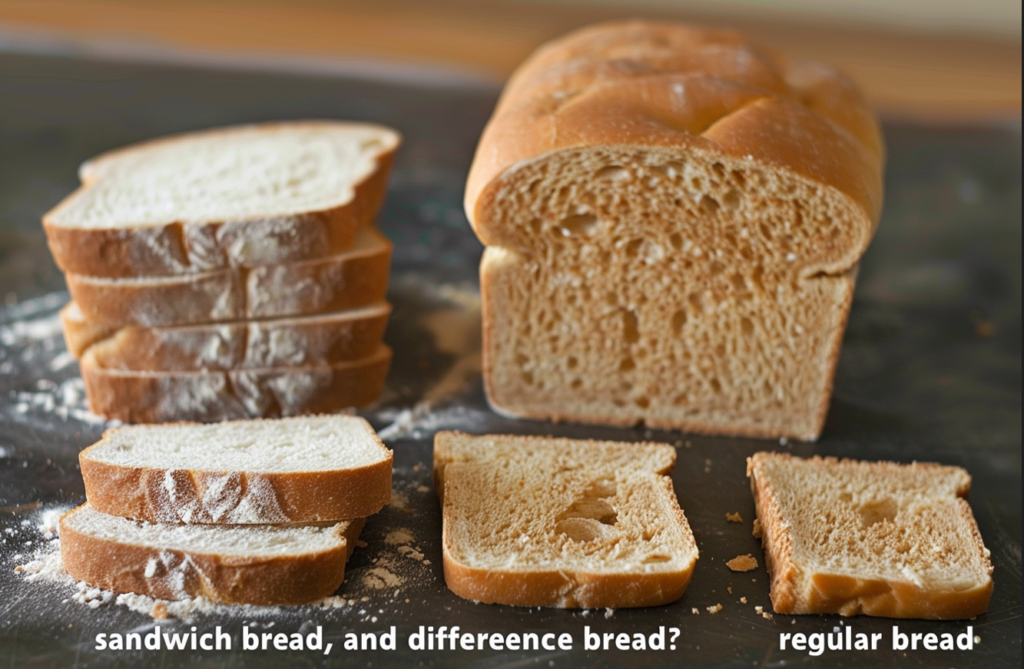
[
  {"left": 595, "top": 165, "right": 630, "bottom": 180},
  {"left": 700, "top": 195, "right": 720, "bottom": 214},
  {"left": 556, "top": 477, "right": 619, "bottom": 542},
  {"left": 671, "top": 309, "right": 687, "bottom": 335},
  {"left": 571, "top": 378, "right": 582, "bottom": 389},
  {"left": 669, "top": 232, "right": 683, "bottom": 250},
  {"left": 688, "top": 292, "right": 703, "bottom": 313},
  {"left": 758, "top": 222, "right": 773, "bottom": 240},
  {"left": 710, "top": 377, "right": 722, "bottom": 394},
  {"left": 529, "top": 218, "right": 543, "bottom": 234},
  {"left": 619, "top": 357, "right": 636, "bottom": 372},
  {"left": 710, "top": 261, "right": 725, "bottom": 275},
  {"left": 711, "top": 162, "right": 726, "bottom": 179},
  {"left": 522, "top": 371, "right": 534, "bottom": 385},
  {"left": 858, "top": 498, "right": 898, "bottom": 528},
  {"left": 740, "top": 317, "right": 754, "bottom": 336},
  {"left": 635, "top": 396, "right": 650, "bottom": 409},
  {"left": 624, "top": 238, "right": 643, "bottom": 258},
  {"left": 642, "top": 554, "right": 672, "bottom": 564},
  {"left": 560, "top": 213, "right": 600, "bottom": 236},
  {"left": 722, "top": 189, "right": 742, "bottom": 210},
  {"left": 567, "top": 356, "right": 578, "bottom": 369},
  {"left": 714, "top": 344, "right": 726, "bottom": 358}
]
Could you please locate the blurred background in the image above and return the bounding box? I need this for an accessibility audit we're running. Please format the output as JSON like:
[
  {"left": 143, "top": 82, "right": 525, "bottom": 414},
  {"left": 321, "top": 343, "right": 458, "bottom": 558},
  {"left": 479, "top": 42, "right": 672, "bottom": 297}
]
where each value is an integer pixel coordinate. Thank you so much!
[{"left": 0, "top": 0, "right": 1020, "bottom": 121}]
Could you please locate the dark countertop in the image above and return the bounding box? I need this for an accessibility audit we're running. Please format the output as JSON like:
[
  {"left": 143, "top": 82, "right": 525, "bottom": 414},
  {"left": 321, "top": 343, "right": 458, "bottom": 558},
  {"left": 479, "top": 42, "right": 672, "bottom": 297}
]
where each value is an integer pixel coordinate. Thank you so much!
[{"left": 0, "top": 52, "right": 1020, "bottom": 668}]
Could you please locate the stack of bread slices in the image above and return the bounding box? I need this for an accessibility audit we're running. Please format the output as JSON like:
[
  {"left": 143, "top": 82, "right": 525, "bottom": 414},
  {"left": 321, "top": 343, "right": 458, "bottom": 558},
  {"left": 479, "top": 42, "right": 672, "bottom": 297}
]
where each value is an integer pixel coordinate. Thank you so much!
[
  {"left": 43, "top": 121, "right": 401, "bottom": 423},
  {"left": 60, "top": 415, "right": 393, "bottom": 605}
]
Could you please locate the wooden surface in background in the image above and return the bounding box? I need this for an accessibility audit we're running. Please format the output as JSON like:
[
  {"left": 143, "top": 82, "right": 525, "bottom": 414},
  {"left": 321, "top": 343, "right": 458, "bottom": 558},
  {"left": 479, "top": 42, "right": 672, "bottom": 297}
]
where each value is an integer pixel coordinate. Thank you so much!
[{"left": 0, "top": 0, "right": 1020, "bottom": 120}]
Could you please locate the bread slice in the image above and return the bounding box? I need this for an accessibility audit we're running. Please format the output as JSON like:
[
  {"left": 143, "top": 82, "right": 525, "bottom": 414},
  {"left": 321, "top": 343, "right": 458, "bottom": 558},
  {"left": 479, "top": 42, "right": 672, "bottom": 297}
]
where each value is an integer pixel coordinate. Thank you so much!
[
  {"left": 65, "top": 228, "right": 391, "bottom": 330},
  {"left": 80, "top": 415, "right": 392, "bottom": 523},
  {"left": 80, "top": 344, "right": 392, "bottom": 423},
  {"left": 435, "top": 431, "right": 697, "bottom": 608},
  {"left": 61, "top": 300, "right": 391, "bottom": 367},
  {"left": 44, "top": 121, "right": 400, "bottom": 278},
  {"left": 60, "top": 504, "right": 365, "bottom": 605},
  {"left": 463, "top": 21, "right": 884, "bottom": 440},
  {"left": 747, "top": 452, "right": 993, "bottom": 619}
]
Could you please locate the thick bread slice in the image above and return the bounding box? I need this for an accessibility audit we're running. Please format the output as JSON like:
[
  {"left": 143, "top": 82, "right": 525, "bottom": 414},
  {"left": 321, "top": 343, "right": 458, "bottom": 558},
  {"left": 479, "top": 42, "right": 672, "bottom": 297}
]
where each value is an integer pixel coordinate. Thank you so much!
[
  {"left": 81, "top": 344, "right": 392, "bottom": 423},
  {"left": 80, "top": 416, "right": 392, "bottom": 523},
  {"left": 44, "top": 121, "right": 400, "bottom": 278},
  {"left": 747, "top": 452, "right": 993, "bottom": 619},
  {"left": 463, "top": 21, "right": 884, "bottom": 440},
  {"left": 60, "top": 504, "right": 365, "bottom": 605},
  {"left": 65, "top": 228, "right": 391, "bottom": 329},
  {"left": 434, "top": 431, "right": 697, "bottom": 608},
  {"left": 61, "top": 301, "right": 391, "bottom": 367}
]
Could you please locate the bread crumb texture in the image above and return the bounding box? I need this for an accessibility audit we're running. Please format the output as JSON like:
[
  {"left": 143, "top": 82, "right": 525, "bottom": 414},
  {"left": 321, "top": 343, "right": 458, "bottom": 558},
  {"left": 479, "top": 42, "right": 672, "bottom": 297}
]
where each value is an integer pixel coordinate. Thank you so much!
[
  {"left": 747, "top": 452, "right": 994, "bottom": 619},
  {"left": 435, "top": 431, "right": 698, "bottom": 608},
  {"left": 466, "top": 21, "right": 884, "bottom": 439}
]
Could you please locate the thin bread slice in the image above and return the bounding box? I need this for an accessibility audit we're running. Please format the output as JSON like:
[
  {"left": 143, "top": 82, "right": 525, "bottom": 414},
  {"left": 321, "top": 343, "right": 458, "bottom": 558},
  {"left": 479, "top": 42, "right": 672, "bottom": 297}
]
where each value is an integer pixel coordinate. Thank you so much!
[
  {"left": 60, "top": 504, "right": 365, "bottom": 605},
  {"left": 65, "top": 228, "right": 391, "bottom": 329},
  {"left": 80, "top": 344, "right": 392, "bottom": 423},
  {"left": 80, "top": 415, "right": 392, "bottom": 523},
  {"left": 435, "top": 431, "right": 697, "bottom": 608},
  {"left": 61, "top": 300, "right": 391, "bottom": 367},
  {"left": 747, "top": 452, "right": 993, "bottom": 619},
  {"left": 44, "top": 121, "right": 400, "bottom": 278}
]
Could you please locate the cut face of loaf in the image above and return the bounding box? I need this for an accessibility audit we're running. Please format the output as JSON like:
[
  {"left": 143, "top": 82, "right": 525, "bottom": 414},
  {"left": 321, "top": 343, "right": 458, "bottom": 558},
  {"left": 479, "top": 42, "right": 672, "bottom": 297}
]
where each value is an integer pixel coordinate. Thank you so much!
[
  {"left": 464, "top": 22, "right": 884, "bottom": 440},
  {"left": 80, "top": 344, "right": 392, "bottom": 423},
  {"left": 61, "top": 301, "right": 391, "bottom": 368},
  {"left": 435, "top": 432, "right": 697, "bottom": 608},
  {"left": 44, "top": 121, "right": 400, "bottom": 278},
  {"left": 747, "top": 453, "right": 993, "bottom": 619},
  {"left": 65, "top": 228, "right": 391, "bottom": 329},
  {"left": 60, "top": 504, "right": 365, "bottom": 605},
  {"left": 80, "top": 415, "right": 392, "bottom": 523}
]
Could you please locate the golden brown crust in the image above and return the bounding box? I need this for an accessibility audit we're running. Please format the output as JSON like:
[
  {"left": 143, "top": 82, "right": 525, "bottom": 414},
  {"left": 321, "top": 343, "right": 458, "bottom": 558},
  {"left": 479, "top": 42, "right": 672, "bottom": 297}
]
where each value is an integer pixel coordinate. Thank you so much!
[
  {"left": 62, "top": 301, "right": 391, "bottom": 367},
  {"left": 747, "top": 453, "right": 993, "bottom": 619},
  {"left": 65, "top": 232, "right": 392, "bottom": 329},
  {"left": 59, "top": 506, "right": 364, "bottom": 605},
  {"left": 80, "top": 443, "right": 392, "bottom": 524},
  {"left": 80, "top": 345, "right": 392, "bottom": 423},
  {"left": 43, "top": 122, "right": 399, "bottom": 279},
  {"left": 465, "top": 21, "right": 883, "bottom": 259}
]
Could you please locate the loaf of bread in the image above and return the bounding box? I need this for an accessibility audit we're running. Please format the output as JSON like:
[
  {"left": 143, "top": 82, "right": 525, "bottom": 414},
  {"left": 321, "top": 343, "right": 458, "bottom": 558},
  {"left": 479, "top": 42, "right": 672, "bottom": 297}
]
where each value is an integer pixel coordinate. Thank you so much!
[
  {"left": 43, "top": 121, "right": 400, "bottom": 278},
  {"left": 747, "top": 452, "right": 993, "bottom": 619},
  {"left": 61, "top": 301, "right": 390, "bottom": 367},
  {"left": 80, "top": 344, "right": 392, "bottom": 423},
  {"left": 80, "top": 416, "right": 392, "bottom": 523},
  {"left": 65, "top": 228, "right": 391, "bottom": 329},
  {"left": 60, "top": 504, "right": 365, "bottom": 605},
  {"left": 435, "top": 431, "right": 698, "bottom": 608},
  {"left": 463, "top": 21, "right": 884, "bottom": 440}
]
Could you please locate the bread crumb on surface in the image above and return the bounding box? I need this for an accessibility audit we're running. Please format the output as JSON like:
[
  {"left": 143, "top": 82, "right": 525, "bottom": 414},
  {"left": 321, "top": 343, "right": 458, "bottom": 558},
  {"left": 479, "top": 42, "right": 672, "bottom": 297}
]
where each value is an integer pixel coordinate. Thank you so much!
[
  {"left": 726, "top": 554, "right": 758, "bottom": 572},
  {"left": 691, "top": 607, "right": 699, "bottom": 615},
  {"left": 755, "top": 605, "right": 763, "bottom": 614},
  {"left": 707, "top": 604, "right": 723, "bottom": 614},
  {"left": 740, "top": 596, "right": 748, "bottom": 604},
  {"left": 727, "top": 586, "right": 732, "bottom": 595},
  {"left": 726, "top": 512, "right": 743, "bottom": 523}
]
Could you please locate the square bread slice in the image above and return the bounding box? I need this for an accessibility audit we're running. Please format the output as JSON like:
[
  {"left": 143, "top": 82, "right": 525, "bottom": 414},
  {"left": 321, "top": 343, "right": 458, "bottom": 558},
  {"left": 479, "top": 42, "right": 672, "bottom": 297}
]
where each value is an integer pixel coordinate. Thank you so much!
[
  {"left": 65, "top": 227, "right": 391, "bottom": 330},
  {"left": 60, "top": 504, "right": 365, "bottom": 605},
  {"left": 80, "top": 415, "right": 392, "bottom": 523},
  {"left": 60, "top": 300, "right": 391, "bottom": 368},
  {"left": 747, "top": 452, "right": 993, "bottom": 619},
  {"left": 435, "top": 431, "right": 698, "bottom": 608},
  {"left": 80, "top": 343, "right": 392, "bottom": 423},
  {"left": 43, "top": 121, "right": 400, "bottom": 278}
]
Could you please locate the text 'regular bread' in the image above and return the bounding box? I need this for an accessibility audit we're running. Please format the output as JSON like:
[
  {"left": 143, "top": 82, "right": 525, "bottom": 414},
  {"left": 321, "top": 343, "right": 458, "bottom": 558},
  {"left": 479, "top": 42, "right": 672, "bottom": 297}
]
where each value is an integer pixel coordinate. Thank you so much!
[{"left": 464, "top": 21, "right": 884, "bottom": 440}]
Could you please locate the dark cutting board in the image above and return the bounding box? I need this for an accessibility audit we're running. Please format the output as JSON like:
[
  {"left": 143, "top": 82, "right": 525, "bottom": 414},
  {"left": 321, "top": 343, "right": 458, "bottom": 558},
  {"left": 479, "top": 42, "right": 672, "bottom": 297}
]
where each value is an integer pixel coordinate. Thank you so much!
[{"left": 0, "top": 52, "right": 1019, "bottom": 668}]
